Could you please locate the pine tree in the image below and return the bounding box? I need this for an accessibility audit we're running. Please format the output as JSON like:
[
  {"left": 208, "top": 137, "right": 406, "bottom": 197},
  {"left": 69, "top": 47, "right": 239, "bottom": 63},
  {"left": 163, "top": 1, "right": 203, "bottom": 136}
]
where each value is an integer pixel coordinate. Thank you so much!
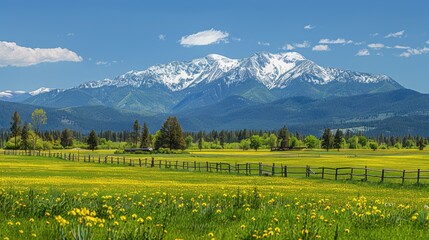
[
  {"left": 155, "top": 116, "right": 186, "bottom": 150},
  {"left": 321, "top": 128, "right": 333, "bottom": 152},
  {"left": 60, "top": 128, "right": 73, "bottom": 148},
  {"left": 278, "top": 126, "right": 290, "bottom": 149},
  {"left": 132, "top": 120, "right": 140, "bottom": 146},
  {"left": 198, "top": 131, "right": 203, "bottom": 151},
  {"left": 10, "top": 111, "right": 22, "bottom": 150},
  {"left": 333, "top": 129, "right": 343, "bottom": 151},
  {"left": 87, "top": 130, "right": 98, "bottom": 151},
  {"left": 140, "top": 122, "right": 151, "bottom": 148},
  {"left": 417, "top": 138, "right": 426, "bottom": 150},
  {"left": 21, "top": 123, "right": 30, "bottom": 152}
]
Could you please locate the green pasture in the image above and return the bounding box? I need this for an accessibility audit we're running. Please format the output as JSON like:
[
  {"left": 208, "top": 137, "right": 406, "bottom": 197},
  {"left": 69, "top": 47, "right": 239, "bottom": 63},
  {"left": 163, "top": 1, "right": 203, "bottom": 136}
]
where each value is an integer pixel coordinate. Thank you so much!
[{"left": 0, "top": 150, "right": 428, "bottom": 239}]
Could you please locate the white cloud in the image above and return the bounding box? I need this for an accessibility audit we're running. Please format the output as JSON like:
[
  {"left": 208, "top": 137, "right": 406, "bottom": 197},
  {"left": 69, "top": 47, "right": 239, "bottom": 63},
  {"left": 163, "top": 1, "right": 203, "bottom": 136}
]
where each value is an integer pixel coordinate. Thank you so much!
[
  {"left": 319, "top": 38, "right": 353, "bottom": 44},
  {"left": 384, "top": 30, "right": 405, "bottom": 38},
  {"left": 312, "top": 45, "right": 330, "bottom": 51},
  {"left": 399, "top": 47, "right": 429, "bottom": 58},
  {"left": 257, "top": 41, "right": 270, "bottom": 46},
  {"left": 282, "top": 44, "right": 295, "bottom": 50},
  {"left": 370, "top": 33, "right": 379, "bottom": 37},
  {"left": 356, "top": 49, "right": 370, "bottom": 56},
  {"left": 180, "top": 29, "right": 229, "bottom": 47},
  {"left": 67, "top": 33, "right": 74, "bottom": 37},
  {"left": 96, "top": 61, "right": 108, "bottom": 65},
  {"left": 158, "top": 34, "right": 166, "bottom": 40},
  {"left": 368, "top": 43, "right": 385, "bottom": 49},
  {"left": 294, "top": 41, "right": 310, "bottom": 48},
  {"left": 426, "top": 40, "right": 429, "bottom": 45},
  {"left": 232, "top": 37, "right": 241, "bottom": 42},
  {"left": 304, "top": 24, "right": 315, "bottom": 30},
  {"left": 393, "top": 45, "right": 410, "bottom": 49},
  {"left": 0, "top": 41, "right": 82, "bottom": 67}
]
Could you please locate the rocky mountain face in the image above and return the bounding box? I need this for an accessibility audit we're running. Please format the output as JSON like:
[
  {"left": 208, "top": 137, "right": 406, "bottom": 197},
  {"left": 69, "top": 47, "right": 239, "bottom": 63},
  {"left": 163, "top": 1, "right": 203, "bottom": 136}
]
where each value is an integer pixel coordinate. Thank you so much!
[{"left": 22, "top": 52, "right": 402, "bottom": 114}]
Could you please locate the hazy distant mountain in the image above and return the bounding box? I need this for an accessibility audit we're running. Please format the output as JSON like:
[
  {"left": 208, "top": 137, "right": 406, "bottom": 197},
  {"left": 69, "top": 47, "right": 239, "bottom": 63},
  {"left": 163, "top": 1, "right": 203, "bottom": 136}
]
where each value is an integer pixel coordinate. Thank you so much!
[
  {"left": 22, "top": 52, "right": 403, "bottom": 114},
  {"left": 0, "top": 87, "right": 54, "bottom": 102},
  {"left": 2, "top": 89, "right": 429, "bottom": 136}
]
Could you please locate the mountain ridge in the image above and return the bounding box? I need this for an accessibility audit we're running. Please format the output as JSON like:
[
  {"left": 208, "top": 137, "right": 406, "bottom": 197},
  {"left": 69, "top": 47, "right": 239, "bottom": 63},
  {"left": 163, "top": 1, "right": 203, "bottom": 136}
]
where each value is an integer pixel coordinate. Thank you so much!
[{"left": 21, "top": 51, "right": 403, "bottom": 114}]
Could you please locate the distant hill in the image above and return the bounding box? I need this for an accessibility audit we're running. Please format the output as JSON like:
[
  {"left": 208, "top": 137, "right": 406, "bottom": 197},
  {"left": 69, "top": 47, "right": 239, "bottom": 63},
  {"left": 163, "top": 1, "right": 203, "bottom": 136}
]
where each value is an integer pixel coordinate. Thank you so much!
[{"left": 2, "top": 89, "right": 429, "bottom": 136}]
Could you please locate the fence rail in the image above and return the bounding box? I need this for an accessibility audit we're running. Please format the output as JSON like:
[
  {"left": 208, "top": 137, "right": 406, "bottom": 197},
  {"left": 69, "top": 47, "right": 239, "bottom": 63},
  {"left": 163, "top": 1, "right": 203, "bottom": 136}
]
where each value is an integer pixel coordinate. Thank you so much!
[{"left": 3, "top": 150, "right": 429, "bottom": 185}]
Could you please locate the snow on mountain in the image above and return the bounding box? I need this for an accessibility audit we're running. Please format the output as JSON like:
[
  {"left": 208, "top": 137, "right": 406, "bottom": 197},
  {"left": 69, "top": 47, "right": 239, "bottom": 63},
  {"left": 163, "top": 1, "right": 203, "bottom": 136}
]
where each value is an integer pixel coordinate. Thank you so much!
[
  {"left": 29, "top": 87, "right": 54, "bottom": 96},
  {"left": 78, "top": 52, "right": 396, "bottom": 92},
  {"left": 0, "top": 87, "right": 56, "bottom": 102}
]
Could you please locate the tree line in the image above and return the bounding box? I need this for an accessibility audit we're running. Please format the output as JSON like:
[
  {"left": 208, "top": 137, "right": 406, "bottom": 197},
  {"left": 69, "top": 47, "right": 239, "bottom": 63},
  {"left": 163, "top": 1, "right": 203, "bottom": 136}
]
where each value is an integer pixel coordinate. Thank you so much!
[{"left": 1, "top": 110, "right": 427, "bottom": 151}]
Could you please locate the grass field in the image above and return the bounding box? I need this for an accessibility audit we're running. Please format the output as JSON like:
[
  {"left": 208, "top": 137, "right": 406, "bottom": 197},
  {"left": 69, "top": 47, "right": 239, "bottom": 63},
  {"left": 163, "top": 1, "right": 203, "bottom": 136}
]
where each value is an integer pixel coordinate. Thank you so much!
[
  {"left": 25, "top": 148, "right": 429, "bottom": 169},
  {"left": 0, "top": 150, "right": 428, "bottom": 239}
]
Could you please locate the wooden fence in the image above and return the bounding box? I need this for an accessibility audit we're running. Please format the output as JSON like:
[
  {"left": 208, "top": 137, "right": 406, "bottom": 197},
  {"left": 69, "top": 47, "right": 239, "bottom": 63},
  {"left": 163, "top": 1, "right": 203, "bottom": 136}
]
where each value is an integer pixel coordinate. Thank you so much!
[{"left": 3, "top": 150, "right": 429, "bottom": 185}]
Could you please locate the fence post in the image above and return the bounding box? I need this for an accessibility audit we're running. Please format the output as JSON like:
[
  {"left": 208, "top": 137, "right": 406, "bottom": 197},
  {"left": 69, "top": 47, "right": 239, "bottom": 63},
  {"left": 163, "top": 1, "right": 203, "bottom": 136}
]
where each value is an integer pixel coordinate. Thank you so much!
[
  {"left": 272, "top": 163, "right": 275, "bottom": 176},
  {"left": 123, "top": 157, "right": 125, "bottom": 165},
  {"left": 228, "top": 163, "right": 231, "bottom": 173},
  {"left": 364, "top": 166, "right": 368, "bottom": 181},
  {"left": 237, "top": 163, "right": 240, "bottom": 175},
  {"left": 335, "top": 168, "right": 338, "bottom": 181},
  {"left": 284, "top": 166, "right": 288, "bottom": 177},
  {"left": 417, "top": 169, "right": 421, "bottom": 185},
  {"left": 402, "top": 170, "right": 406, "bottom": 185},
  {"left": 206, "top": 161, "right": 209, "bottom": 172},
  {"left": 98, "top": 156, "right": 101, "bottom": 164},
  {"left": 259, "top": 162, "right": 262, "bottom": 176},
  {"left": 151, "top": 157, "right": 154, "bottom": 168},
  {"left": 381, "top": 169, "right": 385, "bottom": 183},
  {"left": 321, "top": 167, "right": 325, "bottom": 179},
  {"left": 350, "top": 168, "right": 354, "bottom": 180},
  {"left": 248, "top": 163, "right": 251, "bottom": 175},
  {"left": 194, "top": 161, "right": 196, "bottom": 171}
]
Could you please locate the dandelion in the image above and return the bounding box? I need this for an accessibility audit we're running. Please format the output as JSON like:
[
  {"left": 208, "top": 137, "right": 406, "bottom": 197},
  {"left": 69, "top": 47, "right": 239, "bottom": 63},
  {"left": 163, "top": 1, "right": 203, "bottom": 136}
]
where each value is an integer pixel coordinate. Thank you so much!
[
  {"left": 120, "top": 215, "right": 126, "bottom": 222},
  {"left": 137, "top": 218, "right": 144, "bottom": 224},
  {"left": 132, "top": 213, "right": 137, "bottom": 219},
  {"left": 31, "top": 233, "right": 37, "bottom": 237},
  {"left": 240, "top": 224, "right": 246, "bottom": 230},
  {"left": 208, "top": 232, "right": 214, "bottom": 237},
  {"left": 345, "top": 229, "right": 350, "bottom": 233},
  {"left": 19, "top": 230, "right": 24, "bottom": 234},
  {"left": 411, "top": 215, "right": 418, "bottom": 221},
  {"left": 29, "top": 218, "right": 35, "bottom": 223},
  {"left": 146, "top": 216, "right": 153, "bottom": 221}
]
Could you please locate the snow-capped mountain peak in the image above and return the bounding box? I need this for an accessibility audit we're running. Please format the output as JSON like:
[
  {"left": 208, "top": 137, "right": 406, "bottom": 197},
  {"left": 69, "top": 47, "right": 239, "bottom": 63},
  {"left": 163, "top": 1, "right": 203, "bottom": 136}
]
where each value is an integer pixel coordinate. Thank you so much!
[
  {"left": 77, "top": 51, "right": 397, "bottom": 92},
  {"left": 29, "top": 87, "right": 54, "bottom": 96}
]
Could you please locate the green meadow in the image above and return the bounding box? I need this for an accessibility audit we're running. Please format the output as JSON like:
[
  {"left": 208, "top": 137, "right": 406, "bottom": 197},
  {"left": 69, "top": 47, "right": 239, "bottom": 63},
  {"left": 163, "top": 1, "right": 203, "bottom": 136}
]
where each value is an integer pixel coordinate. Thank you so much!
[{"left": 0, "top": 149, "right": 428, "bottom": 239}]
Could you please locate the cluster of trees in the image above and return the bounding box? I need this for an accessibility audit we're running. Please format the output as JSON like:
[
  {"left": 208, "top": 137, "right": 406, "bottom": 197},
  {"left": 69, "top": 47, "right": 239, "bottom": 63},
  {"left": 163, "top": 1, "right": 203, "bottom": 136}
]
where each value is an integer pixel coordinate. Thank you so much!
[{"left": 1, "top": 110, "right": 428, "bottom": 152}]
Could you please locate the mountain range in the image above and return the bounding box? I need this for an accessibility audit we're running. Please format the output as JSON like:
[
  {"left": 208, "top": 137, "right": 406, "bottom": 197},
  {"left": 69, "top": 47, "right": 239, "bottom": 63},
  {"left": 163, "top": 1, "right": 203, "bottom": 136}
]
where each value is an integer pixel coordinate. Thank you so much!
[{"left": 1, "top": 51, "right": 427, "bottom": 135}]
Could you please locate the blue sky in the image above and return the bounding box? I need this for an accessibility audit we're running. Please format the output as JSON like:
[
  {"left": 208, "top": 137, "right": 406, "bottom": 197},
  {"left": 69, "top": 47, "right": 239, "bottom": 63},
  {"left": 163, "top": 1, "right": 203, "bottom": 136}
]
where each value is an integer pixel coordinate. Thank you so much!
[{"left": 1, "top": 0, "right": 428, "bottom": 92}]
